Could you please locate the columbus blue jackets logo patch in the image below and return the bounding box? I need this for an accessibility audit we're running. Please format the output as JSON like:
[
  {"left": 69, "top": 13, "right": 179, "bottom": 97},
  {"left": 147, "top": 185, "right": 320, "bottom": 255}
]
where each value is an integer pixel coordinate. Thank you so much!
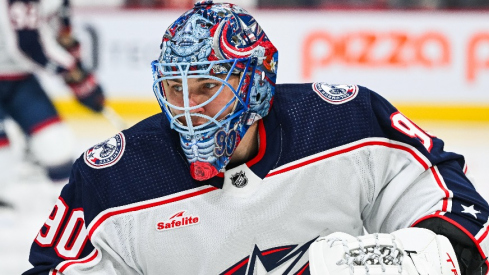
[
  {"left": 84, "top": 133, "right": 125, "bottom": 169},
  {"left": 312, "top": 82, "right": 358, "bottom": 105}
]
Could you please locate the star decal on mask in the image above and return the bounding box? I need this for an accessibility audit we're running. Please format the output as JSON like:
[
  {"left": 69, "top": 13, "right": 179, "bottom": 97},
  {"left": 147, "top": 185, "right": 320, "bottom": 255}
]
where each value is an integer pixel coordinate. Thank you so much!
[
  {"left": 461, "top": 204, "right": 481, "bottom": 219},
  {"left": 269, "top": 59, "right": 277, "bottom": 73}
]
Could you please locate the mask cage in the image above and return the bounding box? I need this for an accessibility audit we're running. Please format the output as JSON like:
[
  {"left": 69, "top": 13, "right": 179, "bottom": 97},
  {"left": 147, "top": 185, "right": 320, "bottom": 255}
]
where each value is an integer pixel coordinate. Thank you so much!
[{"left": 151, "top": 57, "right": 258, "bottom": 138}]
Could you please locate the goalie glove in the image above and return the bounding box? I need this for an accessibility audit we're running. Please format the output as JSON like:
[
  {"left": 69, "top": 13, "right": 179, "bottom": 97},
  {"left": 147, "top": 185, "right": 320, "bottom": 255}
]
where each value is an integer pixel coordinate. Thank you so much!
[
  {"left": 63, "top": 65, "right": 105, "bottom": 113},
  {"left": 309, "top": 227, "right": 461, "bottom": 275}
]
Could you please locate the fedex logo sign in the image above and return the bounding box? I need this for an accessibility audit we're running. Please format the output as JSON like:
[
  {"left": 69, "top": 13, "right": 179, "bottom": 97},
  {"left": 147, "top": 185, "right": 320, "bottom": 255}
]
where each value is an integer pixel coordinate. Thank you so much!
[{"left": 302, "top": 30, "right": 489, "bottom": 83}]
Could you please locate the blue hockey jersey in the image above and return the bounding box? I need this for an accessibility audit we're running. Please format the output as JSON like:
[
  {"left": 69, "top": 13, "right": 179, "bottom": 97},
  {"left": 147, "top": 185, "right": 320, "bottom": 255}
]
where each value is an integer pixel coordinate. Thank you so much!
[{"left": 25, "top": 83, "right": 489, "bottom": 274}]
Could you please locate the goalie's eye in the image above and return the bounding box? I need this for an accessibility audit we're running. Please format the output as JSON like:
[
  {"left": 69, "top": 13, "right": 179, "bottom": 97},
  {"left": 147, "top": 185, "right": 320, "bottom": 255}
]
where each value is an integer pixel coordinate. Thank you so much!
[
  {"left": 168, "top": 83, "right": 183, "bottom": 93},
  {"left": 203, "top": 82, "right": 218, "bottom": 89}
]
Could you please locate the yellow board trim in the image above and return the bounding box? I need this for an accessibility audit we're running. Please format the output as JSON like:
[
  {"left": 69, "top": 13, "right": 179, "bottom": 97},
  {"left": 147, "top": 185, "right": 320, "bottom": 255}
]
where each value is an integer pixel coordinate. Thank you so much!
[
  {"left": 53, "top": 99, "right": 162, "bottom": 119},
  {"left": 53, "top": 99, "right": 489, "bottom": 123},
  {"left": 394, "top": 103, "right": 489, "bottom": 123}
]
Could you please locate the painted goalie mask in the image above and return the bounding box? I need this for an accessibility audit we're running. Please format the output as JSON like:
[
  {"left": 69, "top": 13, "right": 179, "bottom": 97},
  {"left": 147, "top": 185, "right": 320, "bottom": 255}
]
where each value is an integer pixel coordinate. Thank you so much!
[{"left": 151, "top": 1, "right": 278, "bottom": 181}]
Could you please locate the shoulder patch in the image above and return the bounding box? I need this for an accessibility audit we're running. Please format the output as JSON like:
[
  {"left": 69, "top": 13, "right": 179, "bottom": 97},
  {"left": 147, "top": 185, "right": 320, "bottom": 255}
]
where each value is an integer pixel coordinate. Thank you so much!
[
  {"left": 84, "top": 132, "right": 126, "bottom": 169},
  {"left": 311, "top": 82, "right": 358, "bottom": 105}
]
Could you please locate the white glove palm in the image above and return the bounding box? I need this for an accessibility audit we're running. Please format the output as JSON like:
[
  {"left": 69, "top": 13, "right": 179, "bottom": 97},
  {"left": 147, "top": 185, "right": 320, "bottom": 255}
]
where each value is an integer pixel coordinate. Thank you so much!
[{"left": 309, "top": 227, "right": 460, "bottom": 275}]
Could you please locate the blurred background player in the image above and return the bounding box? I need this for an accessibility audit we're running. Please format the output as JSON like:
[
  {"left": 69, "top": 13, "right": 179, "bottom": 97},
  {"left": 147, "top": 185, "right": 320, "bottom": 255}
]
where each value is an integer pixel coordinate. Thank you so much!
[{"left": 0, "top": 0, "right": 105, "bottom": 206}]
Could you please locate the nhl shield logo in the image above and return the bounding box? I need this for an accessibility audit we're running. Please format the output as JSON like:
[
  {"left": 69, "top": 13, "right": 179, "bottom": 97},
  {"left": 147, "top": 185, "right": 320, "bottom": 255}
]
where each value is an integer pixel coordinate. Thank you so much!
[
  {"left": 230, "top": 171, "right": 248, "bottom": 188},
  {"left": 312, "top": 82, "right": 358, "bottom": 105},
  {"left": 84, "top": 133, "right": 126, "bottom": 169}
]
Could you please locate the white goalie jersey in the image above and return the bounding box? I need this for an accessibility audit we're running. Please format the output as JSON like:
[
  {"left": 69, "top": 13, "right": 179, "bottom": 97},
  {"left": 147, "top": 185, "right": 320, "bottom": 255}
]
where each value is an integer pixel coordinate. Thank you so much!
[{"left": 25, "top": 83, "right": 489, "bottom": 275}]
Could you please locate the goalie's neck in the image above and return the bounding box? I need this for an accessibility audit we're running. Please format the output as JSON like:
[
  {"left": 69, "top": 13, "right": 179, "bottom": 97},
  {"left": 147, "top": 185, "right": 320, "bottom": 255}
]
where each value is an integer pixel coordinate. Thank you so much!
[{"left": 226, "top": 122, "right": 259, "bottom": 170}]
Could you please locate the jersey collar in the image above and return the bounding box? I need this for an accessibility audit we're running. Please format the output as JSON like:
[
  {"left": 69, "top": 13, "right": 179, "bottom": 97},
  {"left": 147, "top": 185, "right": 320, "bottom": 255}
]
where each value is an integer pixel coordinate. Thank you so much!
[{"left": 202, "top": 107, "right": 283, "bottom": 189}]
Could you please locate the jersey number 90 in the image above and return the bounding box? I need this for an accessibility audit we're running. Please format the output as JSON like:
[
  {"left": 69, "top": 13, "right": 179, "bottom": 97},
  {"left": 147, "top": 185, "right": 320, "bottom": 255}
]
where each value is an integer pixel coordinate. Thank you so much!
[
  {"left": 391, "top": 112, "right": 433, "bottom": 152},
  {"left": 35, "top": 197, "right": 89, "bottom": 259}
]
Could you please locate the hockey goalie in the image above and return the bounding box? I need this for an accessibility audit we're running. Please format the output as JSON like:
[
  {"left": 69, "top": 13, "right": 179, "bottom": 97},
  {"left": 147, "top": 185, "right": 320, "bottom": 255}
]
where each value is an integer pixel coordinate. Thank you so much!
[{"left": 24, "top": 1, "right": 489, "bottom": 274}]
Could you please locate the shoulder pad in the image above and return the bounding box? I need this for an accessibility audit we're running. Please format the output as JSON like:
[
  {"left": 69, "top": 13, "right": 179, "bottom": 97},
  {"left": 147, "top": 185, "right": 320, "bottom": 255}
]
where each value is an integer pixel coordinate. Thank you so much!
[
  {"left": 311, "top": 82, "right": 359, "bottom": 105},
  {"left": 83, "top": 132, "right": 126, "bottom": 169}
]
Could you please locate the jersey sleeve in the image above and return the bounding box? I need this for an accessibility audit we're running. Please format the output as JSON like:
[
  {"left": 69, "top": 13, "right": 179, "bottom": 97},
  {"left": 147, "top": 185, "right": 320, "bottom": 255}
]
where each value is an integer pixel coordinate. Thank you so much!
[
  {"left": 24, "top": 159, "right": 94, "bottom": 274},
  {"left": 361, "top": 88, "right": 489, "bottom": 273},
  {"left": 24, "top": 158, "right": 136, "bottom": 275}
]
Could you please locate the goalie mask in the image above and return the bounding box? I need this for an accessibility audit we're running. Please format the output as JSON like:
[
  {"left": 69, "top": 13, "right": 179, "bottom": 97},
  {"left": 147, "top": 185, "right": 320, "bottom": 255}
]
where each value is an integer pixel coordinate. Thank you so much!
[{"left": 151, "top": 1, "right": 278, "bottom": 181}]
